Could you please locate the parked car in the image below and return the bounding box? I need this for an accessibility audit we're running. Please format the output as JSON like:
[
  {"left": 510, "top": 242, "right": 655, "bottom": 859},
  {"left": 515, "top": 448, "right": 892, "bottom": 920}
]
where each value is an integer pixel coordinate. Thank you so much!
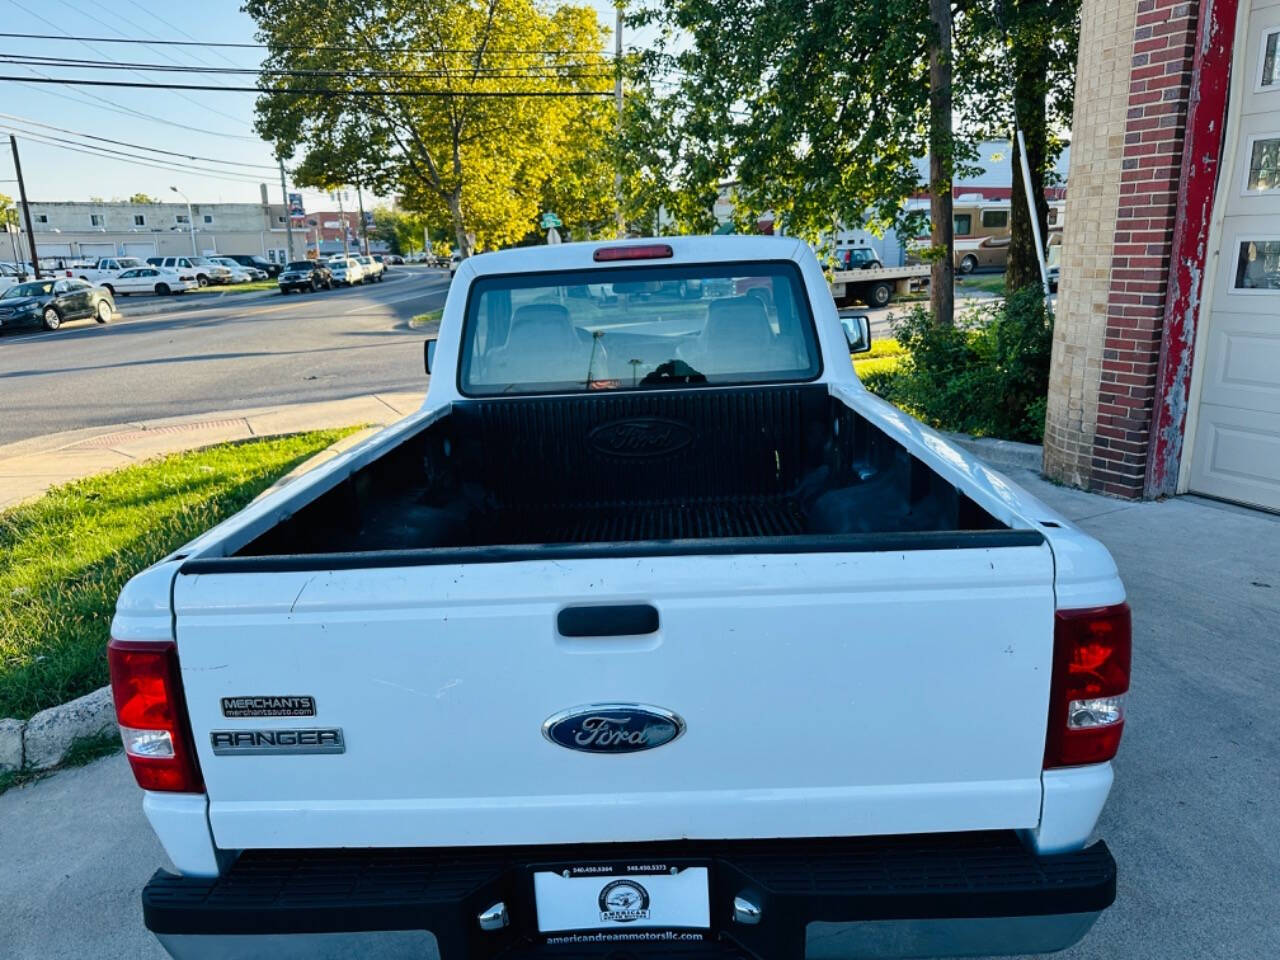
[
  {"left": 208, "top": 257, "right": 259, "bottom": 283},
  {"left": 148, "top": 256, "right": 233, "bottom": 286},
  {"left": 225, "top": 254, "right": 282, "bottom": 278},
  {"left": 384, "top": 254, "right": 405, "bottom": 265},
  {"left": 113, "top": 236, "right": 1125, "bottom": 960},
  {"left": 209, "top": 256, "right": 264, "bottom": 281},
  {"left": 0, "top": 277, "right": 114, "bottom": 331},
  {"left": 109, "top": 266, "right": 199, "bottom": 297},
  {"left": 73, "top": 256, "right": 150, "bottom": 286},
  {"left": 835, "top": 247, "right": 884, "bottom": 270},
  {"left": 328, "top": 256, "right": 365, "bottom": 286},
  {"left": 277, "top": 259, "right": 334, "bottom": 294},
  {"left": 0, "top": 261, "right": 26, "bottom": 293},
  {"left": 356, "top": 254, "right": 384, "bottom": 281},
  {"left": 448, "top": 251, "right": 462, "bottom": 276}
]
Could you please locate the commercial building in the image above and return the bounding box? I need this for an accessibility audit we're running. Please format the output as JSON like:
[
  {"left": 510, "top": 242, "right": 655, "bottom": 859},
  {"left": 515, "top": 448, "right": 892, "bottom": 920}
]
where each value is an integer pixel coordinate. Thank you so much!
[
  {"left": 1045, "top": 0, "right": 1279, "bottom": 512},
  {"left": 6, "top": 198, "right": 301, "bottom": 266}
]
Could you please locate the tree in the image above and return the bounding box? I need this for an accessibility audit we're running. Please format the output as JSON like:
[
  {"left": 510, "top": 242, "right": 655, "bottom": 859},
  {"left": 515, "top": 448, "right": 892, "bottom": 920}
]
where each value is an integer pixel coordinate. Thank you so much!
[
  {"left": 624, "top": 0, "right": 945, "bottom": 248},
  {"left": 928, "top": 0, "right": 955, "bottom": 326},
  {"left": 957, "top": 1, "right": 1079, "bottom": 295},
  {"left": 128, "top": 192, "right": 157, "bottom": 204},
  {"left": 369, "top": 206, "right": 431, "bottom": 255},
  {"left": 246, "top": 0, "right": 615, "bottom": 256}
]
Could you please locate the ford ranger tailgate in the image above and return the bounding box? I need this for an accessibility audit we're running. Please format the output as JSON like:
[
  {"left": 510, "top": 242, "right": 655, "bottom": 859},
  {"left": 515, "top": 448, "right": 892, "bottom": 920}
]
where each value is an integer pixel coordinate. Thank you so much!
[{"left": 173, "top": 542, "right": 1055, "bottom": 851}]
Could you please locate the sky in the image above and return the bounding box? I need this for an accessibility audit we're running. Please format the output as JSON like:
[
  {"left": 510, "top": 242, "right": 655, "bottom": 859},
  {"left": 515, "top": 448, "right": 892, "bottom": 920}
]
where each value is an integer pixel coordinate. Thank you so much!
[{"left": 0, "top": 0, "right": 631, "bottom": 208}]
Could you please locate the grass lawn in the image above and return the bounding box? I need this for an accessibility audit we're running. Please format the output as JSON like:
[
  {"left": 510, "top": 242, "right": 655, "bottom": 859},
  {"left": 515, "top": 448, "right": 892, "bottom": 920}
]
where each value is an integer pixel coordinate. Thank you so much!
[
  {"left": 410, "top": 308, "right": 443, "bottom": 328},
  {"left": 189, "top": 279, "right": 279, "bottom": 295},
  {"left": 956, "top": 272, "right": 1006, "bottom": 296},
  {"left": 0, "top": 428, "right": 357, "bottom": 721}
]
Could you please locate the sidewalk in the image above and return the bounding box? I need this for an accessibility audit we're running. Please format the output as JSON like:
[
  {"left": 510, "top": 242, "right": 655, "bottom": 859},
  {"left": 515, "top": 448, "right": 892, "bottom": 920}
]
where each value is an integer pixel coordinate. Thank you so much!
[{"left": 0, "top": 392, "right": 424, "bottom": 510}]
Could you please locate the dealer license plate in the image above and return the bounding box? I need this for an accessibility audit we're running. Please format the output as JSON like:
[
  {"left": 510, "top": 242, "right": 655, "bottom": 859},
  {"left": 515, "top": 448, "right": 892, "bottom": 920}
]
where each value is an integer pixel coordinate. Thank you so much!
[{"left": 533, "top": 862, "right": 710, "bottom": 934}]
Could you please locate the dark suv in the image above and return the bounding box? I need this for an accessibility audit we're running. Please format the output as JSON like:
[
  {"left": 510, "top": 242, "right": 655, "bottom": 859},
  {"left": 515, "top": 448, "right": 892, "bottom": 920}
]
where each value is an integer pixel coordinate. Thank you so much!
[
  {"left": 226, "top": 254, "right": 282, "bottom": 278},
  {"left": 277, "top": 260, "right": 334, "bottom": 294}
]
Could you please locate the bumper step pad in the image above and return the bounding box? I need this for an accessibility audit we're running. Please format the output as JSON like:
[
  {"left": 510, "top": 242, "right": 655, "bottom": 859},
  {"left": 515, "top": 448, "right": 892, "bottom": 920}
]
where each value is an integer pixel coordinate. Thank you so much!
[{"left": 144, "top": 832, "right": 1115, "bottom": 959}]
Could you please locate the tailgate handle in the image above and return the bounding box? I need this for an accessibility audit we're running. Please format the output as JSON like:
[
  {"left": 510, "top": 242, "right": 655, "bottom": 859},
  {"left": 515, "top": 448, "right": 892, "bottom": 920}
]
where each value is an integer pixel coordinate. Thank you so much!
[{"left": 558, "top": 604, "right": 659, "bottom": 637}]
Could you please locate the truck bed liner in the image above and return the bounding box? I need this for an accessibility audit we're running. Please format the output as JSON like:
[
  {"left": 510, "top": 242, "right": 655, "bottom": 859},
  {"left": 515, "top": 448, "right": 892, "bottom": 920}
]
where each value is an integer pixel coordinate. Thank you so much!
[{"left": 230, "top": 385, "right": 1017, "bottom": 562}]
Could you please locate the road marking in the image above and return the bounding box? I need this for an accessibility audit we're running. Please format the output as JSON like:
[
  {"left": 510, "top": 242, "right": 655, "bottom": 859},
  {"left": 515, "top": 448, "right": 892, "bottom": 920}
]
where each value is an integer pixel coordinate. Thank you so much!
[{"left": 342, "top": 282, "right": 449, "bottom": 314}]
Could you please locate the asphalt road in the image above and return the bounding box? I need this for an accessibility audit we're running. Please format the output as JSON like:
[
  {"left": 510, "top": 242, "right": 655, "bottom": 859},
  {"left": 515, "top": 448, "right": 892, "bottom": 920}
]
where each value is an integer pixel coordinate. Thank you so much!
[
  {"left": 2, "top": 472, "right": 1277, "bottom": 959},
  {"left": 0, "top": 266, "right": 450, "bottom": 446}
]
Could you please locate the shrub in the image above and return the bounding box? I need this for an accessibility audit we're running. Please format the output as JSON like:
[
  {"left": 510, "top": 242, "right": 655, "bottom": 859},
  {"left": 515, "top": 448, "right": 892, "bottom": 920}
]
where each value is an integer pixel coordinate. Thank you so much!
[{"left": 860, "top": 288, "right": 1053, "bottom": 443}]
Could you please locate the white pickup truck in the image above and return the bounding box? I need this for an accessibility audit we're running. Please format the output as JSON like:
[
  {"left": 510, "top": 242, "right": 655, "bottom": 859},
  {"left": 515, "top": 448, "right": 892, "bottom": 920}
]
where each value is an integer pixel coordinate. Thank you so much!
[
  {"left": 112, "top": 236, "right": 1128, "bottom": 960},
  {"left": 71, "top": 256, "right": 150, "bottom": 289}
]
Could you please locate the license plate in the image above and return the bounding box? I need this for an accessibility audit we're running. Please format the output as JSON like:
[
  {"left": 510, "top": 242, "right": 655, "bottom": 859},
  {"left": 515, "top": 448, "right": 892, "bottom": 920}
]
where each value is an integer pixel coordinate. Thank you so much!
[{"left": 533, "top": 862, "right": 710, "bottom": 934}]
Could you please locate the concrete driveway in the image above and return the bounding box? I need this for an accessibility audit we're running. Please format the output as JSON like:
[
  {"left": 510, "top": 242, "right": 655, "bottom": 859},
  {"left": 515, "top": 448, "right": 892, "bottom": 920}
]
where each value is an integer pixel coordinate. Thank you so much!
[{"left": 1, "top": 468, "right": 1277, "bottom": 959}]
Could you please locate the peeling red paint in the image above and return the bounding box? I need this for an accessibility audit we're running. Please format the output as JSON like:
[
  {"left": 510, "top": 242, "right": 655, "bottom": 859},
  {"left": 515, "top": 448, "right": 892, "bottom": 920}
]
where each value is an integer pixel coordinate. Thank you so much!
[{"left": 1145, "top": 0, "right": 1241, "bottom": 497}]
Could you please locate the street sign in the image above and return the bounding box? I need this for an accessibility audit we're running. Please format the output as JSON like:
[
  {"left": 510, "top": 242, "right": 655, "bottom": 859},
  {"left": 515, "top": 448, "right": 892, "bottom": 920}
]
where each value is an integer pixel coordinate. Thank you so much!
[{"left": 540, "top": 212, "right": 562, "bottom": 229}]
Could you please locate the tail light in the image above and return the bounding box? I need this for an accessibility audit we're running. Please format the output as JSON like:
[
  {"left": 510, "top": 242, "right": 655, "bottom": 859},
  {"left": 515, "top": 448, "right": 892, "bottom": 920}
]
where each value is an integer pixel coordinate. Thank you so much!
[
  {"left": 593, "top": 243, "right": 673, "bottom": 262},
  {"left": 1044, "top": 603, "right": 1131, "bottom": 768},
  {"left": 108, "top": 638, "right": 204, "bottom": 793}
]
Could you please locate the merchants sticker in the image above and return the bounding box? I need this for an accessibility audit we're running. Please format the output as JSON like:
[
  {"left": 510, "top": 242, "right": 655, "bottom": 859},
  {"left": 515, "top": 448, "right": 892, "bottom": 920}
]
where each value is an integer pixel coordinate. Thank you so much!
[{"left": 220, "top": 695, "right": 316, "bottom": 718}]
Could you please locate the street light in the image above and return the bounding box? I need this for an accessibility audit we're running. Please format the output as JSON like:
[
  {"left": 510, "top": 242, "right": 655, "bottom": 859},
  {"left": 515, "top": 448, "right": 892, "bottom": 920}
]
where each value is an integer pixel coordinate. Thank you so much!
[{"left": 170, "top": 185, "right": 197, "bottom": 255}]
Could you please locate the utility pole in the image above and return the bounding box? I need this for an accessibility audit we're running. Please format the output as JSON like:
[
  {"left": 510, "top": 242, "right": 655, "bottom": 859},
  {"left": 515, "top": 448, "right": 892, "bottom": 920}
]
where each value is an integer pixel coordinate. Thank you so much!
[
  {"left": 170, "top": 185, "right": 198, "bottom": 255},
  {"left": 334, "top": 190, "right": 350, "bottom": 259},
  {"left": 10, "top": 135, "right": 40, "bottom": 278},
  {"left": 355, "top": 184, "right": 370, "bottom": 256},
  {"left": 278, "top": 159, "right": 295, "bottom": 263},
  {"left": 614, "top": 2, "right": 625, "bottom": 237}
]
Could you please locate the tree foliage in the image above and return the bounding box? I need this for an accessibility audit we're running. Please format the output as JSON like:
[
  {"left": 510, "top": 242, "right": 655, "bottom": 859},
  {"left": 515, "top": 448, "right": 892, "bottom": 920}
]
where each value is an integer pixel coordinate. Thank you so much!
[
  {"left": 622, "top": 0, "right": 946, "bottom": 247},
  {"left": 623, "top": 0, "right": 1078, "bottom": 295},
  {"left": 128, "top": 192, "right": 157, "bottom": 204},
  {"left": 245, "top": 0, "right": 617, "bottom": 255},
  {"left": 956, "top": 0, "right": 1079, "bottom": 294}
]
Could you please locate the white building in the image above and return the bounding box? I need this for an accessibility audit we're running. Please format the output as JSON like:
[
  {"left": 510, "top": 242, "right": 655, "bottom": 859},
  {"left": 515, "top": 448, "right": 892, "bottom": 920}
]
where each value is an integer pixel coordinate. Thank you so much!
[{"left": 8, "top": 197, "right": 303, "bottom": 266}]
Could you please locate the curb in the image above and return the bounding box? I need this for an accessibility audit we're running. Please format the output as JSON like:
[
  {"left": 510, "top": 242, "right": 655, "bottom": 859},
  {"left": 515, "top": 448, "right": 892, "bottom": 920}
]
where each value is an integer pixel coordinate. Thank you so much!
[
  {"left": 944, "top": 432, "right": 1044, "bottom": 474},
  {"left": 0, "top": 686, "right": 116, "bottom": 774}
]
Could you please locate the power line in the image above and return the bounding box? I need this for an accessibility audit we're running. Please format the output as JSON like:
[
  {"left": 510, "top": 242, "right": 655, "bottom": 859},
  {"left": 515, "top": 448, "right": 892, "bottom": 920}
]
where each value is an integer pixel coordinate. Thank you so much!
[
  {"left": 0, "top": 53, "right": 614, "bottom": 80},
  {"left": 3, "top": 0, "right": 261, "bottom": 140},
  {"left": 0, "top": 75, "right": 615, "bottom": 97},
  {"left": 5, "top": 71, "right": 261, "bottom": 141},
  {"left": 45, "top": 0, "right": 260, "bottom": 127},
  {"left": 0, "top": 113, "right": 281, "bottom": 170},
  {"left": 0, "top": 31, "right": 616, "bottom": 57},
  {"left": 0, "top": 127, "right": 272, "bottom": 184}
]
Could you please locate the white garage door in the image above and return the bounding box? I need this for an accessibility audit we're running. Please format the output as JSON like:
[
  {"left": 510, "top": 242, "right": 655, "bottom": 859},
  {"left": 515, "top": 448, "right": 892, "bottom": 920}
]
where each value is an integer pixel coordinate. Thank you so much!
[
  {"left": 38, "top": 242, "right": 72, "bottom": 258},
  {"left": 1189, "top": 2, "right": 1280, "bottom": 512},
  {"left": 122, "top": 242, "right": 156, "bottom": 258},
  {"left": 79, "top": 242, "right": 116, "bottom": 258}
]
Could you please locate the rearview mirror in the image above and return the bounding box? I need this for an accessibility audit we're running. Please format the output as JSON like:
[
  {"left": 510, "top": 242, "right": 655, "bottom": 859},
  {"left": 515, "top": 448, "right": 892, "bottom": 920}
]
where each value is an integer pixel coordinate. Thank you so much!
[
  {"left": 424, "top": 338, "right": 437, "bottom": 375},
  {"left": 839, "top": 313, "right": 872, "bottom": 354}
]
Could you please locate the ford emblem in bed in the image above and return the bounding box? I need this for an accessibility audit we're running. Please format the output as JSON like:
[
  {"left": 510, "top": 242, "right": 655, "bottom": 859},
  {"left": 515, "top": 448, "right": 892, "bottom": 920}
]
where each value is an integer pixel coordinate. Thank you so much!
[
  {"left": 543, "top": 704, "right": 685, "bottom": 753},
  {"left": 587, "top": 418, "right": 693, "bottom": 458}
]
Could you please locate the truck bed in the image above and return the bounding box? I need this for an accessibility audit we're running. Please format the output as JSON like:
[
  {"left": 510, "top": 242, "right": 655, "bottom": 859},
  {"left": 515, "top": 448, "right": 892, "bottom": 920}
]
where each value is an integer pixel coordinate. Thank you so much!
[{"left": 234, "top": 385, "right": 1014, "bottom": 562}]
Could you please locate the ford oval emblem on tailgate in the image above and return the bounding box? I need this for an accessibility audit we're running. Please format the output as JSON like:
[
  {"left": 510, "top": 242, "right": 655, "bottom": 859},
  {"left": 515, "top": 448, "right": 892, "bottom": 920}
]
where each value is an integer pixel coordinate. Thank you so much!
[
  {"left": 543, "top": 703, "right": 685, "bottom": 753},
  {"left": 588, "top": 418, "right": 693, "bottom": 458}
]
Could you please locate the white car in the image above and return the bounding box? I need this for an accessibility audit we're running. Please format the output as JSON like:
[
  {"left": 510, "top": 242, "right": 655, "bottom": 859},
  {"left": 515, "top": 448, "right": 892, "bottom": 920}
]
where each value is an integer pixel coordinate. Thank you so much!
[
  {"left": 328, "top": 256, "right": 365, "bottom": 286},
  {"left": 355, "top": 254, "right": 384, "bottom": 281},
  {"left": 108, "top": 266, "right": 199, "bottom": 297},
  {"left": 113, "top": 236, "right": 1124, "bottom": 960},
  {"left": 75, "top": 256, "right": 149, "bottom": 286},
  {"left": 210, "top": 257, "right": 264, "bottom": 282},
  {"left": 0, "top": 261, "right": 26, "bottom": 293},
  {"left": 154, "top": 256, "right": 233, "bottom": 287}
]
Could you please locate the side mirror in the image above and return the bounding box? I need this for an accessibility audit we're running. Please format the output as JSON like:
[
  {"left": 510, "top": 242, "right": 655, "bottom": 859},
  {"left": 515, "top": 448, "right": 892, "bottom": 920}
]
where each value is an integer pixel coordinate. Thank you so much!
[
  {"left": 840, "top": 313, "right": 872, "bottom": 354},
  {"left": 424, "top": 338, "right": 438, "bottom": 375}
]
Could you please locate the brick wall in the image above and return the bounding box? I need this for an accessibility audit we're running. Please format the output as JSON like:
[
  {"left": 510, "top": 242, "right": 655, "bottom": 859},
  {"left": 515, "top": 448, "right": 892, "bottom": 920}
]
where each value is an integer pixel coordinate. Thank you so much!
[
  {"left": 1043, "top": 0, "right": 1142, "bottom": 488},
  {"left": 1045, "top": 0, "right": 1205, "bottom": 498},
  {"left": 1092, "top": 0, "right": 1203, "bottom": 497}
]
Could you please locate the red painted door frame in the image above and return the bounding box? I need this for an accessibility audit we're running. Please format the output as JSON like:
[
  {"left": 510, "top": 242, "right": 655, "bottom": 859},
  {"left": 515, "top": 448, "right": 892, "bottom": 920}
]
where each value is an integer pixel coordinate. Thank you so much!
[{"left": 1145, "top": 0, "right": 1241, "bottom": 497}]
